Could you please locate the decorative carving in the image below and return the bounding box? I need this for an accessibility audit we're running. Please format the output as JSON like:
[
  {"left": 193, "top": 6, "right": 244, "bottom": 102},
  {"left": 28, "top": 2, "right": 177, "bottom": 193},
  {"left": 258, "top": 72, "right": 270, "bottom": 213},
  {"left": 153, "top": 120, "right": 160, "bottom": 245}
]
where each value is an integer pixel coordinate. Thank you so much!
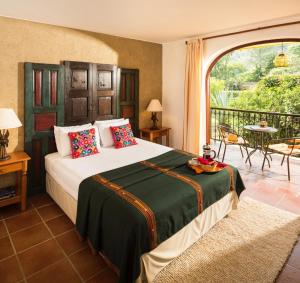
[
  {"left": 34, "top": 70, "right": 42, "bottom": 106},
  {"left": 72, "top": 98, "right": 88, "bottom": 117},
  {"left": 65, "top": 62, "right": 93, "bottom": 125},
  {"left": 93, "top": 64, "right": 117, "bottom": 121},
  {"left": 34, "top": 113, "right": 57, "bottom": 132},
  {"left": 97, "top": 71, "right": 112, "bottom": 90},
  {"left": 98, "top": 97, "right": 112, "bottom": 116},
  {"left": 50, "top": 71, "right": 57, "bottom": 105},
  {"left": 71, "top": 70, "right": 88, "bottom": 90}
]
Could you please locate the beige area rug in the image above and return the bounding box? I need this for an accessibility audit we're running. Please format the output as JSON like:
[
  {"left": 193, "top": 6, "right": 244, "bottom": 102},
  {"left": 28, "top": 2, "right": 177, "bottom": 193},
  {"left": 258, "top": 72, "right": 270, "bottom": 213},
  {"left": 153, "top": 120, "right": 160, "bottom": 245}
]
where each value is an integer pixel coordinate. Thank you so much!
[{"left": 154, "top": 198, "right": 300, "bottom": 283}]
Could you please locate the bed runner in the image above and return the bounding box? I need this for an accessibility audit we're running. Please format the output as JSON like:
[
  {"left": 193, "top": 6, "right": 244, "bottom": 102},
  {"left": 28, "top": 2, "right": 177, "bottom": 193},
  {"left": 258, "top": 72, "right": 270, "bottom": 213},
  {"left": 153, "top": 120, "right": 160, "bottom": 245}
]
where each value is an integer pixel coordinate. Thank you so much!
[{"left": 76, "top": 150, "right": 245, "bottom": 283}]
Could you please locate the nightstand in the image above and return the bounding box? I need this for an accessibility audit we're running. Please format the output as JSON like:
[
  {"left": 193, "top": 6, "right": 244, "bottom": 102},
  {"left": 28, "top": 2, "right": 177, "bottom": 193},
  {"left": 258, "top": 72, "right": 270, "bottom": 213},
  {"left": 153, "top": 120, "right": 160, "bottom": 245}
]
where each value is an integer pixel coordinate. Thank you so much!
[
  {"left": 0, "top": 152, "right": 31, "bottom": 211},
  {"left": 139, "top": 127, "right": 171, "bottom": 146}
]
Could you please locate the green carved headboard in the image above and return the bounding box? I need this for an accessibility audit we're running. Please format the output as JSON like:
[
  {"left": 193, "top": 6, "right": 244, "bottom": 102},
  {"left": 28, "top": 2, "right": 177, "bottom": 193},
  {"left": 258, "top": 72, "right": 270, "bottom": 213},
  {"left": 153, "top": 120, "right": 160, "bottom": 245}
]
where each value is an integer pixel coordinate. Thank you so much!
[
  {"left": 24, "top": 61, "right": 139, "bottom": 195},
  {"left": 24, "top": 63, "right": 65, "bottom": 195}
]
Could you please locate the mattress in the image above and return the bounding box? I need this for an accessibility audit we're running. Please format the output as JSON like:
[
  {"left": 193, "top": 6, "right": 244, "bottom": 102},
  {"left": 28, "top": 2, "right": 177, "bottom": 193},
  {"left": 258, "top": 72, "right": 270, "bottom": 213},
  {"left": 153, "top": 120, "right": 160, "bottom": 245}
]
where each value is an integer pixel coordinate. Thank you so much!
[{"left": 45, "top": 138, "right": 172, "bottom": 200}]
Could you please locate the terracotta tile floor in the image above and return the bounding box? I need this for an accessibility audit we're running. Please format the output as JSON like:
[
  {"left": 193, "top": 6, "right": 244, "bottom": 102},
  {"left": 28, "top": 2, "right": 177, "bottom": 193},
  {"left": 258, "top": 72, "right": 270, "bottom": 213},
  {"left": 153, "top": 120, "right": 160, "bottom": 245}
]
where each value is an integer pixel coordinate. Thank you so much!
[
  {"left": 0, "top": 195, "right": 117, "bottom": 283},
  {"left": 0, "top": 144, "right": 299, "bottom": 282}
]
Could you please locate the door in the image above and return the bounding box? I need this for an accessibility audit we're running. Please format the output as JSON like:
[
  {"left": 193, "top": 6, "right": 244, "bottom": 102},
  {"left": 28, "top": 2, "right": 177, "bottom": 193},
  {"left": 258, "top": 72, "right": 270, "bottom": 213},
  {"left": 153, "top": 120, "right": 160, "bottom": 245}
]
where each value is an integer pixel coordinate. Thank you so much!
[
  {"left": 24, "top": 62, "right": 64, "bottom": 194},
  {"left": 93, "top": 64, "right": 117, "bottom": 121},
  {"left": 64, "top": 61, "right": 93, "bottom": 125},
  {"left": 118, "top": 68, "right": 139, "bottom": 135}
]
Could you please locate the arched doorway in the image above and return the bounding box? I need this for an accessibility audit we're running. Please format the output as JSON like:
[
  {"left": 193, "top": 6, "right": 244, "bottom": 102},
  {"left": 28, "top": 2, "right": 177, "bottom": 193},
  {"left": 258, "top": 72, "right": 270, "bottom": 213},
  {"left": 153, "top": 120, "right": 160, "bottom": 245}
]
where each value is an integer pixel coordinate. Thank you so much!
[{"left": 205, "top": 38, "right": 300, "bottom": 143}]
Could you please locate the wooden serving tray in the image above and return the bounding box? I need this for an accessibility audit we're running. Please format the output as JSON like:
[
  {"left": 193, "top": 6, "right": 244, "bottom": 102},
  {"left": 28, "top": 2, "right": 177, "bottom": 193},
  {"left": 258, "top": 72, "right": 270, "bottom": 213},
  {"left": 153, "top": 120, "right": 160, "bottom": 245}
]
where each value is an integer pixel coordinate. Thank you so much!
[{"left": 187, "top": 159, "right": 224, "bottom": 174}]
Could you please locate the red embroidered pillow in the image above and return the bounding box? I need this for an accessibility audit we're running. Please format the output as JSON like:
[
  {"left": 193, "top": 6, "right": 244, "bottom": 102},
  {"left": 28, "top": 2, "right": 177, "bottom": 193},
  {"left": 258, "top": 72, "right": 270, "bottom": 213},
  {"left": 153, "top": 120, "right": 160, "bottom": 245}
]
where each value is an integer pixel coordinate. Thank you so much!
[
  {"left": 68, "top": 128, "right": 99, "bottom": 159},
  {"left": 110, "top": 123, "right": 137, "bottom": 148}
]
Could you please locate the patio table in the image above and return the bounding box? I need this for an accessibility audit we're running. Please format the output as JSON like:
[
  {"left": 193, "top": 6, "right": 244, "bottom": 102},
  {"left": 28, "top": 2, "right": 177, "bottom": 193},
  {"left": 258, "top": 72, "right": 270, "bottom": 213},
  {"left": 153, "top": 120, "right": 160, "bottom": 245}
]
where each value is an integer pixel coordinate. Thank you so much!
[{"left": 244, "top": 125, "right": 278, "bottom": 167}]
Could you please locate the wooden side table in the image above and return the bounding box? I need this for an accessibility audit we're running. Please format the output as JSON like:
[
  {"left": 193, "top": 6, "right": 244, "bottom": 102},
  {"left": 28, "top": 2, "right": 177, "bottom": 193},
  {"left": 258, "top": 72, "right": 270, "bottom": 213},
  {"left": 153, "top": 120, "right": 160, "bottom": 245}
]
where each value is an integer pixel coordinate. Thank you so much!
[
  {"left": 0, "top": 152, "right": 31, "bottom": 211},
  {"left": 139, "top": 127, "right": 171, "bottom": 146}
]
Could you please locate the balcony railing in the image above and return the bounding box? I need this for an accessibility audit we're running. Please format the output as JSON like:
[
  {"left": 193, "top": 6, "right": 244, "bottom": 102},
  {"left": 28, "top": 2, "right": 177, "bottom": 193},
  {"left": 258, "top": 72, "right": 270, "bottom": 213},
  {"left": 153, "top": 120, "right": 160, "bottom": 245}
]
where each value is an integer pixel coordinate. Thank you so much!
[{"left": 210, "top": 107, "right": 300, "bottom": 141}]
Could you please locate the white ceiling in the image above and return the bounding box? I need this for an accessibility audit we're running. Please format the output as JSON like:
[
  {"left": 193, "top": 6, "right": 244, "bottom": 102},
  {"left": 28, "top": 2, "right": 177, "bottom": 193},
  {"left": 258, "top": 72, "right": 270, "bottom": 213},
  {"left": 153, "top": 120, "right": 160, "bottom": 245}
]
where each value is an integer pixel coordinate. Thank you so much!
[{"left": 1, "top": 0, "right": 300, "bottom": 43}]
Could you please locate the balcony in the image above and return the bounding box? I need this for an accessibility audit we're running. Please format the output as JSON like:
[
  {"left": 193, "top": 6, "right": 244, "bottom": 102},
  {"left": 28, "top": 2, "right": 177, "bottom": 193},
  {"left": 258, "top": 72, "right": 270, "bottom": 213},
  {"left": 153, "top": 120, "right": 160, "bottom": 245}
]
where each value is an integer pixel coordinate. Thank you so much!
[
  {"left": 210, "top": 107, "right": 300, "bottom": 142},
  {"left": 209, "top": 107, "right": 300, "bottom": 215},
  {"left": 210, "top": 139, "right": 300, "bottom": 214}
]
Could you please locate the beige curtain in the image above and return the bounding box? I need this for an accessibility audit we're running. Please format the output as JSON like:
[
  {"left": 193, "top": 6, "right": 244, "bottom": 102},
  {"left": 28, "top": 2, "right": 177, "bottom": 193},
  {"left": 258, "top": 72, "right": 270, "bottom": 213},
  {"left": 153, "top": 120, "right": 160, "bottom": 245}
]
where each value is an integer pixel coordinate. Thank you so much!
[{"left": 183, "top": 39, "right": 203, "bottom": 154}]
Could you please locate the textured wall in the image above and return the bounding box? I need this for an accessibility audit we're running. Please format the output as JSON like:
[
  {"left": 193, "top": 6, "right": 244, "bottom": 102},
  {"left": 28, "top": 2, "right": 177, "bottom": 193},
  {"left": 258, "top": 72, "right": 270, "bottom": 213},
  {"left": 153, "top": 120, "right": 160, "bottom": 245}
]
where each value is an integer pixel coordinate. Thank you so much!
[{"left": 0, "top": 16, "right": 162, "bottom": 154}]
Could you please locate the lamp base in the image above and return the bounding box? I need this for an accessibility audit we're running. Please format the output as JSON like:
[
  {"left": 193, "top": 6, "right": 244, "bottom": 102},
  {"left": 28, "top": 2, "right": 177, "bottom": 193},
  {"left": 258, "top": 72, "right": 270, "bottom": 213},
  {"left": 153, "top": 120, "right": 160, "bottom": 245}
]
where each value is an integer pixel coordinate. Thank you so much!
[
  {"left": 150, "top": 112, "right": 159, "bottom": 131},
  {"left": 0, "top": 154, "right": 11, "bottom": 161},
  {"left": 0, "top": 129, "right": 10, "bottom": 161}
]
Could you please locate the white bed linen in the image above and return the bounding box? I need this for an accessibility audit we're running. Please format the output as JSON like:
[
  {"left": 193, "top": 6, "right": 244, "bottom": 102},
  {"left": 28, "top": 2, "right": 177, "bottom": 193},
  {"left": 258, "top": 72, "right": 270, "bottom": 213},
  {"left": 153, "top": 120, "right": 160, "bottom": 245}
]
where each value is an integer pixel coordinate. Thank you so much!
[{"left": 45, "top": 138, "right": 172, "bottom": 200}]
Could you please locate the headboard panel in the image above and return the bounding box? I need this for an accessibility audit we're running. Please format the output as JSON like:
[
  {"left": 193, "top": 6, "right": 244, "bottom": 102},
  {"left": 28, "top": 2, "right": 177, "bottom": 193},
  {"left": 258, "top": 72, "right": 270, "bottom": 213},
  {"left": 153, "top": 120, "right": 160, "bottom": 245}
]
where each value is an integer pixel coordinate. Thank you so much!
[
  {"left": 24, "top": 61, "right": 138, "bottom": 195},
  {"left": 24, "top": 63, "right": 65, "bottom": 194},
  {"left": 64, "top": 61, "right": 118, "bottom": 125},
  {"left": 93, "top": 63, "right": 118, "bottom": 121},
  {"left": 64, "top": 61, "right": 93, "bottom": 125},
  {"left": 118, "top": 68, "right": 139, "bottom": 135}
]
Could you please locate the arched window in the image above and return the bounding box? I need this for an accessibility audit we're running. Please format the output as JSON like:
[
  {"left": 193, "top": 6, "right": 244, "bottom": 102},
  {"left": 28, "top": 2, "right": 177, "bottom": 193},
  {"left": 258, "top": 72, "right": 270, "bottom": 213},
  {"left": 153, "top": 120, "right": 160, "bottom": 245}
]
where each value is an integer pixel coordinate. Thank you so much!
[{"left": 206, "top": 39, "right": 300, "bottom": 142}]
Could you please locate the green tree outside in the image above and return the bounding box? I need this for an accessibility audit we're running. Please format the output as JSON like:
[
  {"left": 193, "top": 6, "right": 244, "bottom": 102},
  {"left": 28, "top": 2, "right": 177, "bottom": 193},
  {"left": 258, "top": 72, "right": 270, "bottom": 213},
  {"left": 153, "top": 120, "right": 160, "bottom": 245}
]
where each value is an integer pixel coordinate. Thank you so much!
[{"left": 210, "top": 42, "right": 300, "bottom": 114}]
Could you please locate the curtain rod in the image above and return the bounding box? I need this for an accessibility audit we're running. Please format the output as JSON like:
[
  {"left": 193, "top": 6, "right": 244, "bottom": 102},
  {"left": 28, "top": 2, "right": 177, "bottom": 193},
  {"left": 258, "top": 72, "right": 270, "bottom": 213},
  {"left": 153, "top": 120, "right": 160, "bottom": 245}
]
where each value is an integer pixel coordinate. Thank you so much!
[{"left": 185, "top": 20, "right": 300, "bottom": 44}]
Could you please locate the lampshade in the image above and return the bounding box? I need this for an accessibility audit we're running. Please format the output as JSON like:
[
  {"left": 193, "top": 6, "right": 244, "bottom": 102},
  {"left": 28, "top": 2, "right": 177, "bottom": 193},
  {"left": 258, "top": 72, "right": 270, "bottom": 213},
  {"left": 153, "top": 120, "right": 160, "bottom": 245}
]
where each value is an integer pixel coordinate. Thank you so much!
[
  {"left": 0, "top": 108, "right": 22, "bottom": 130},
  {"left": 146, "top": 99, "right": 163, "bottom": 112},
  {"left": 274, "top": 42, "right": 289, "bottom": 68},
  {"left": 274, "top": 53, "right": 289, "bottom": 67}
]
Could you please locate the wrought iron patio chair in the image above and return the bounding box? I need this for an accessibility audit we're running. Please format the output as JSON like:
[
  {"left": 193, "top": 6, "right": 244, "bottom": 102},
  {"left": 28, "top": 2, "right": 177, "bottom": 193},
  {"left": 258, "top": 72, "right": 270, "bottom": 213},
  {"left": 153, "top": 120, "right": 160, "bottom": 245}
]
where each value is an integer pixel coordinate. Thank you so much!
[
  {"left": 217, "top": 124, "right": 251, "bottom": 165},
  {"left": 262, "top": 137, "right": 300, "bottom": 181}
]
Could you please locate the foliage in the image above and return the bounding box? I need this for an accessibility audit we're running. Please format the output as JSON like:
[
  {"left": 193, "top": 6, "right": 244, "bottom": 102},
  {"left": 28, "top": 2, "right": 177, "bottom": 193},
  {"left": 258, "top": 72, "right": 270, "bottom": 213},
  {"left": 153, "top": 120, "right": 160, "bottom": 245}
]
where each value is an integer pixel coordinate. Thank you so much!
[
  {"left": 288, "top": 45, "right": 300, "bottom": 67},
  {"left": 269, "top": 67, "right": 297, "bottom": 76},
  {"left": 210, "top": 55, "right": 246, "bottom": 90},
  {"left": 243, "top": 48, "right": 276, "bottom": 82},
  {"left": 210, "top": 42, "right": 300, "bottom": 114},
  {"left": 210, "top": 78, "right": 225, "bottom": 107},
  {"left": 229, "top": 75, "right": 300, "bottom": 113}
]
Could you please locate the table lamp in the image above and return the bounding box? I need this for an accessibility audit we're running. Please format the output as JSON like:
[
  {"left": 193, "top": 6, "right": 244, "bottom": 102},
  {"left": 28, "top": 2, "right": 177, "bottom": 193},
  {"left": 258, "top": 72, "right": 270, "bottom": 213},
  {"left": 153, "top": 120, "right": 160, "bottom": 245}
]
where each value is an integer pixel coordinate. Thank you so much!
[
  {"left": 0, "top": 108, "right": 22, "bottom": 161},
  {"left": 146, "top": 99, "right": 163, "bottom": 130}
]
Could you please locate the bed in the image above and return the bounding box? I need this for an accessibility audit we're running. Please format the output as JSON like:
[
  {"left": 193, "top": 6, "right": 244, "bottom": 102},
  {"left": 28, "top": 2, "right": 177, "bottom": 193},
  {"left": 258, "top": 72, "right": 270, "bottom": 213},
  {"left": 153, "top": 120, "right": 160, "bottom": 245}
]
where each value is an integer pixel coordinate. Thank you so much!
[
  {"left": 45, "top": 138, "right": 244, "bottom": 283},
  {"left": 24, "top": 63, "right": 245, "bottom": 282}
]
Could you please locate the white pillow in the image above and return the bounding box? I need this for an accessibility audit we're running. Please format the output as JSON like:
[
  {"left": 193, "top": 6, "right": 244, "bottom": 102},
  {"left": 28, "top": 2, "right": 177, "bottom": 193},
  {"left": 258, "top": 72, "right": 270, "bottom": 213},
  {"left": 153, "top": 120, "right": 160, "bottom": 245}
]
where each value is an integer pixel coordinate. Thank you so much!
[
  {"left": 97, "top": 119, "right": 130, "bottom": 147},
  {"left": 94, "top": 118, "right": 124, "bottom": 126},
  {"left": 94, "top": 118, "right": 124, "bottom": 145},
  {"left": 54, "top": 124, "right": 101, "bottom": 157},
  {"left": 54, "top": 126, "right": 66, "bottom": 154}
]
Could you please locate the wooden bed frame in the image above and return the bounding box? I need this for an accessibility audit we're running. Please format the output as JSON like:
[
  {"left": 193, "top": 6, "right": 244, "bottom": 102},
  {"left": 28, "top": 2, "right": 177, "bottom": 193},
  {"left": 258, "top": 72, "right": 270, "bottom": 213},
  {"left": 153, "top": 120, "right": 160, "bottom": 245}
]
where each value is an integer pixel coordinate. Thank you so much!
[{"left": 24, "top": 61, "right": 139, "bottom": 195}]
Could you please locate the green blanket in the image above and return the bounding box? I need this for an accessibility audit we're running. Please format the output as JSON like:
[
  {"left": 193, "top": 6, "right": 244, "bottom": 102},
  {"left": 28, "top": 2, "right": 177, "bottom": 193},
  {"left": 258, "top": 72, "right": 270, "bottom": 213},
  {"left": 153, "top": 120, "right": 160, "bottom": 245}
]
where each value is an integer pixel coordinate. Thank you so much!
[{"left": 76, "top": 150, "right": 245, "bottom": 283}]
